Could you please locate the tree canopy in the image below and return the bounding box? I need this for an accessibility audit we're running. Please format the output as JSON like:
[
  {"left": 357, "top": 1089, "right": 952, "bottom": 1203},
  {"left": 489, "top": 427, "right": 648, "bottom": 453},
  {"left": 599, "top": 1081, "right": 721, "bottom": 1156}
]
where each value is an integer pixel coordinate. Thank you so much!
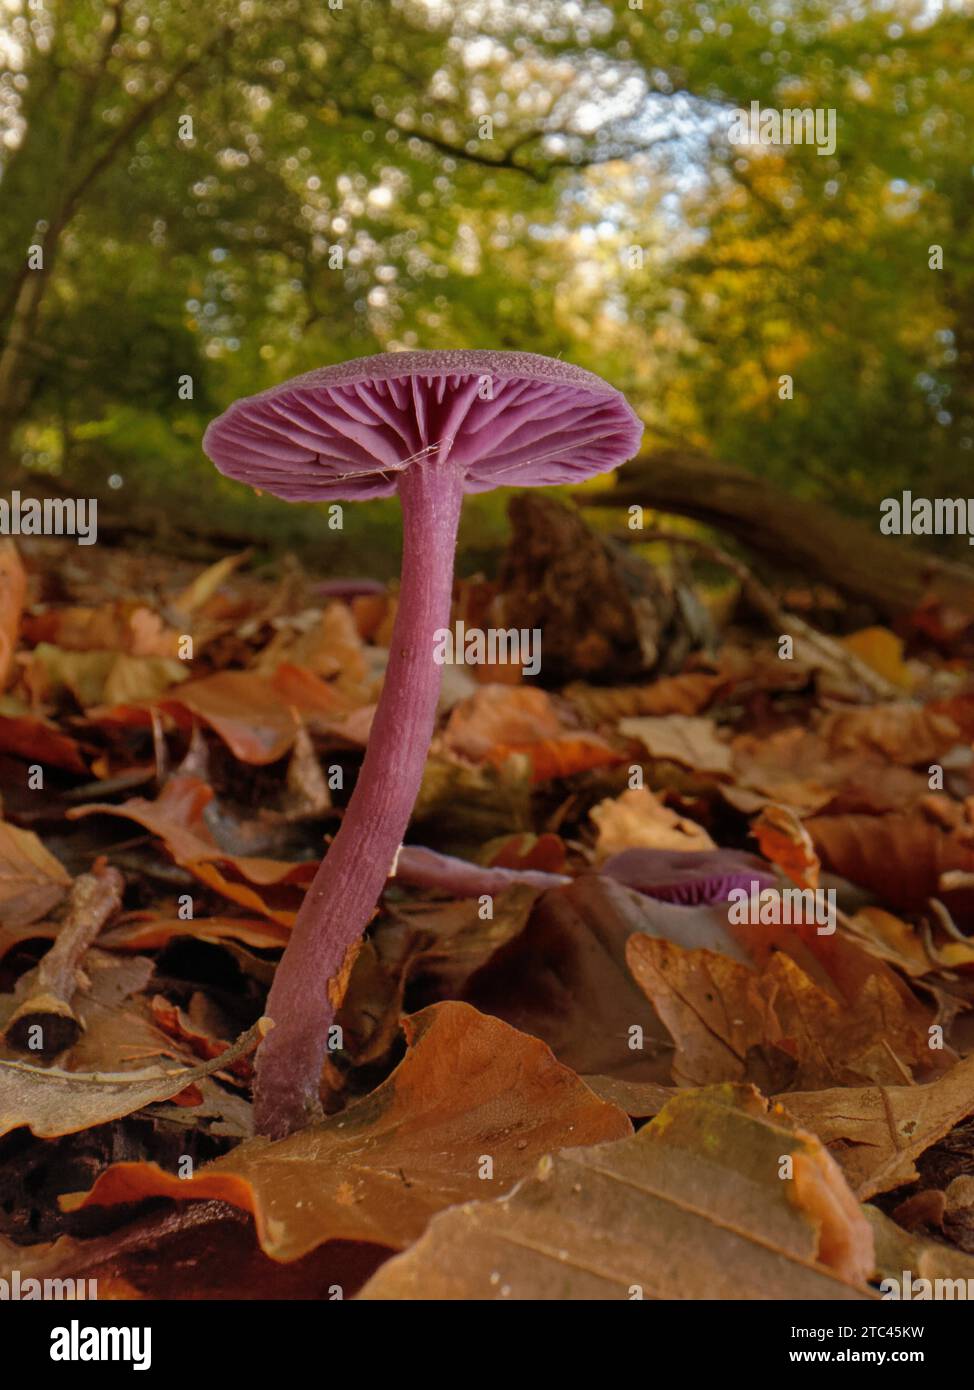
[{"left": 1, "top": 0, "right": 971, "bottom": 544}]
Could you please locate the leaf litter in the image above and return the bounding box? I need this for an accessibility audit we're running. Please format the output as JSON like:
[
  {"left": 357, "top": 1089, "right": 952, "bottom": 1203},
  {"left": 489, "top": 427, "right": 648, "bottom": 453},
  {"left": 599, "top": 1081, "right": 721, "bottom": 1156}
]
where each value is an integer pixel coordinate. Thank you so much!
[{"left": 3, "top": 521, "right": 974, "bottom": 1299}]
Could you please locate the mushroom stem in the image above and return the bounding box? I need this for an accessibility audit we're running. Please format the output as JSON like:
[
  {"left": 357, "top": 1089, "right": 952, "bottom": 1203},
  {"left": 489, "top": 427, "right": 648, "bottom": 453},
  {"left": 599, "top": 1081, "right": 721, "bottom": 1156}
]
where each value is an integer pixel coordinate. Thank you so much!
[{"left": 254, "top": 460, "right": 466, "bottom": 1137}]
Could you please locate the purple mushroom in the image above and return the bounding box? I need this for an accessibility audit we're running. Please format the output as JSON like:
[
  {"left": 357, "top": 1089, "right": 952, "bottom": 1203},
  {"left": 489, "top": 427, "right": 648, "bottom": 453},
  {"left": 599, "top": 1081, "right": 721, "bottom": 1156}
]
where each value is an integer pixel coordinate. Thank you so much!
[
  {"left": 599, "top": 848, "right": 779, "bottom": 906},
  {"left": 203, "top": 349, "right": 642, "bottom": 1137}
]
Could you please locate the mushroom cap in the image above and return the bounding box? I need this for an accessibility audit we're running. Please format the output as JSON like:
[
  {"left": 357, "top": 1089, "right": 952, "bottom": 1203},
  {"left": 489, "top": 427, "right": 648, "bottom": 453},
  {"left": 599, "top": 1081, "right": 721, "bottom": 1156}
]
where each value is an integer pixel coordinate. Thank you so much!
[{"left": 202, "top": 349, "right": 643, "bottom": 501}]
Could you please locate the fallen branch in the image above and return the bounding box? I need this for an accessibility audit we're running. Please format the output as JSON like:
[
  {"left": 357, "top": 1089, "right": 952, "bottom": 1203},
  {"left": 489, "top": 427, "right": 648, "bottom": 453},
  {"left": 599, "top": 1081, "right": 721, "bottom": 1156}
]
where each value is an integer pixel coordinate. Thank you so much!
[
  {"left": 580, "top": 449, "right": 974, "bottom": 618},
  {"left": 3, "top": 863, "right": 124, "bottom": 1057}
]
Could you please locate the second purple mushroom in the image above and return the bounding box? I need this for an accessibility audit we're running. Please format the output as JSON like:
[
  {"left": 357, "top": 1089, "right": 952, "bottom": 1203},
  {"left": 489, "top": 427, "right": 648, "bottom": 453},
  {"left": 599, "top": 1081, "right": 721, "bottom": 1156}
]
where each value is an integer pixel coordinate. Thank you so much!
[{"left": 204, "top": 349, "right": 643, "bottom": 1136}]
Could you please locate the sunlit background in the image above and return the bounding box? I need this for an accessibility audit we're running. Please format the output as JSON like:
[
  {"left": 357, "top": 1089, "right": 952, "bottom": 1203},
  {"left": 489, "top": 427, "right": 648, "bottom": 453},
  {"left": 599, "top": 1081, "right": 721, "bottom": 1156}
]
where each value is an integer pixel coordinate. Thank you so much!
[{"left": 0, "top": 0, "right": 971, "bottom": 566}]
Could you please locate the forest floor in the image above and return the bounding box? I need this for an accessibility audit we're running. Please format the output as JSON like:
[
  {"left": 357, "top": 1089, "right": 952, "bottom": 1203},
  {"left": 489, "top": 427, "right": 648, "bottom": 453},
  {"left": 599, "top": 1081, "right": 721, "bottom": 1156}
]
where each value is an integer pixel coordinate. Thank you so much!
[{"left": 2, "top": 508, "right": 974, "bottom": 1300}]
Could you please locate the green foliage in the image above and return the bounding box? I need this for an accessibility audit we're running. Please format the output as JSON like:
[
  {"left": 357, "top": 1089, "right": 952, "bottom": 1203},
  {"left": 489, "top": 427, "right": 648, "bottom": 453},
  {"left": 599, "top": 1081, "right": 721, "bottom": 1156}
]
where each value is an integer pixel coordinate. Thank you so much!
[{"left": 1, "top": 0, "right": 971, "bottom": 558}]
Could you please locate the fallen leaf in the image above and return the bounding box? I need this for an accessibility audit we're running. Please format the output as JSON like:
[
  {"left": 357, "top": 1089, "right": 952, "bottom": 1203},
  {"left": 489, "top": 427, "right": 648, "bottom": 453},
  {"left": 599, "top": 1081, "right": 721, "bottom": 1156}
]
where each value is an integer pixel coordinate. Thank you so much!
[
  {"left": 783, "top": 1054, "right": 974, "bottom": 1198},
  {"left": 840, "top": 628, "right": 914, "bottom": 690},
  {"left": 0, "top": 1018, "right": 267, "bottom": 1139},
  {"left": 620, "top": 715, "right": 733, "bottom": 776},
  {"left": 358, "top": 1084, "right": 874, "bottom": 1300},
  {"left": 0, "top": 821, "right": 71, "bottom": 933},
  {"left": 61, "top": 1002, "right": 630, "bottom": 1260},
  {"left": 68, "top": 775, "right": 315, "bottom": 924},
  {"left": 866, "top": 1204, "right": 974, "bottom": 1292},
  {"left": 0, "top": 712, "right": 87, "bottom": 772},
  {"left": 564, "top": 671, "right": 727, "bottom": 722},
  {"left": 626, "top": 934, "right": 923, "bottom": 1091},
  {"left": 462, "top": 875, "right": 734, "bottom": 1082},
  {"left": 590, "top": 787, "right": 715, "bottom": 860},
  {"left": 100, "top": 912, "right": 289, "bottom": 953},
  {"left": 172, "top": 551, "right": 252, "bottom": 619},
  {"left": 807, "top": 810, "right": 974, "bottom": 912},
  {"left": 444, "top": 685, "right": 565, "bottom": 762},
  {"left": 27, "top": 643, "right": 188, "bottom": 708},
  {"left": 817, "top": 702, "right": 963, "bottom": 765},
  {"left": 752, "top": 804, "right": 820, "bottom": 890}
]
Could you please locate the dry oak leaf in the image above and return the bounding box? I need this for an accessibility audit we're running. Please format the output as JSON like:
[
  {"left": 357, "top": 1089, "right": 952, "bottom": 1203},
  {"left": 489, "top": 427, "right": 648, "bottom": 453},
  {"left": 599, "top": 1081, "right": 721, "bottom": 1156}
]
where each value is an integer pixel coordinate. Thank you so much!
[
  {"left": 0, "top": 821, "right": 71, "bottom": 934},
  {"left": 357, "top": 1084, "right": 874, "bottom": 1300},
  {"left": 590, "top": 786, "right": 715, "bottom": 861},
  {"left": 782, "top": 1054, "right": 974, "bottom": 1199},
  {"left": 61, "top": 1002, "right": 631, "bottom": 1262},
  {"left": 0, "top": 1017, "right": 267, "bottom": 1139},
  {"left": 627, "top": 935, "right": 929, "bottom": 1092},
  {"left": 620, "top": 715, "right": 733, "bottom": 777}
]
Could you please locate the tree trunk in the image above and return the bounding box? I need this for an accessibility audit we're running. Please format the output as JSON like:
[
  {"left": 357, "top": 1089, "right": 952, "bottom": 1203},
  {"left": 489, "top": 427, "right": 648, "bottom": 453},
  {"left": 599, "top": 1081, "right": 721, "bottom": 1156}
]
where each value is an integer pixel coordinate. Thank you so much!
[{"left": 580, "top": 449, "right": 974, "bottom": 618}]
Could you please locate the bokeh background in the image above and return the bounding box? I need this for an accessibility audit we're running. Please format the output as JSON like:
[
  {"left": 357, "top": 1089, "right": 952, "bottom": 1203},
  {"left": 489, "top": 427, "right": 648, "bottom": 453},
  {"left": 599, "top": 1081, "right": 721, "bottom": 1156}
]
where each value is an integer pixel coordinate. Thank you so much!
[{"left": 1, "top": 0, "right": 971, "bottom": 571}]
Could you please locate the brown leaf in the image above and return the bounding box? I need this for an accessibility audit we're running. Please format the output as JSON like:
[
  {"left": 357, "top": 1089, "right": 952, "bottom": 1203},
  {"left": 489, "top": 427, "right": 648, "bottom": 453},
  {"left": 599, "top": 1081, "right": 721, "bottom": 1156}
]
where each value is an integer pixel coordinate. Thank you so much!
[
  {"left": 0, "top": 821, "right": 71, "bottom": 934},
  {"left": 0, "top": 1203, "right": 387, "bottom": 1301},
  {"left": 61, "top": 1002, "right": 631, "bottom": 1260},
  {"left": 68, "top": 775, "right": 314, "bottom": 924},
  {"left": 728, "top": 729, "right": 835, "bottom": 816},
  {"left": 627, "top": 933, "right": 929, "bottom": 1091},
  {"left": 26, "top": 644, "right": 188, "bottom": 708},
  {"left": 621, "top": 715, "right": 734, "bottom": 776},
  {"left": 100, "top": 912, "right": 289, "bottom": 953},
  {"left": 461, "top": 875, "right": 729, "bottom": 1082},
  {"left": 817, "top": 702, "right": 964, "bottom": 766},
  {"left": 172, "top": 551, "right": 252, "bottom": 619},
  {"left": 844, "top": 907, "right": 938, "bottom": 977},
  {"left": 0, "top": 712, "right": 87, "bottom": 772},
  {"left": 444, "top": 684, "right": 565, "bottom": 762},
  {"left": 0, "top": 1017, "right": 267, "bottom": 1139},
  {"left": 564, "top": 671, "right": 727, "bottom": 722},
  {"left": 783, "top": 1055, "right": 974, "bottom": 1197},
  {"left": 807, "top": 810, "right": 974, "bottom": 913},
  {"left": 358, "top": 1084, "right": 874, "bottom": 1300}
]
